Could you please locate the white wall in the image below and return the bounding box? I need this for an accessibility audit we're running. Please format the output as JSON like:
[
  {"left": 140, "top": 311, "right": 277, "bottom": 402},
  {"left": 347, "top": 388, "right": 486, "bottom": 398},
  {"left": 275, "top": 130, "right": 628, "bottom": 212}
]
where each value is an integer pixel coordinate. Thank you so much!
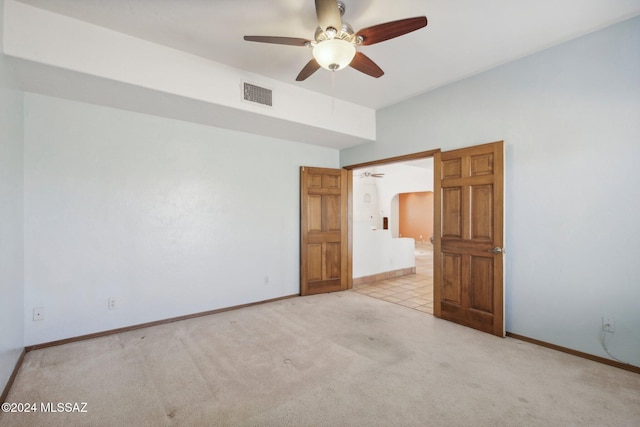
[
  {"left": 352, "top": 175, "right": 380, "bottom": 226},
  {"left": 23, "top": 93, "right": 338, "bottom": 345},
  {"left": 342, "top": 17, "right": 640, "bottom": 366},
  {"left": 372, "top": 163, "right": 433, "bottom": 237},
  {"left": 352, "top": 163, "right": 432, "bottom": 278},
  {"left": 353, "top": 163, "right": 433, "bottom": 234},
  {"left": 352, "top": 222, "right": 415, "bottom": 278},
  {"left": 0, "top": 0, "right": 25, "bottom": 392}
]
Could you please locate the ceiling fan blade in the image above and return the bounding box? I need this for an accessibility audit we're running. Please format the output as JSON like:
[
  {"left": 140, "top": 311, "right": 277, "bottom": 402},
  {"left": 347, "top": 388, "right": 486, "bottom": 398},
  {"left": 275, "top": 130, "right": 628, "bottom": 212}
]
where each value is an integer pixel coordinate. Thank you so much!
[
  {"left": 296, "top": 59, "right": 321, "bottom": 81},
  {"left": 315, "top": 0, "right": 342, "bottom": 32},
  {"left": 349, "top": 52, "right": 384, "bottom": 78},
  {"left": 356, "top": 16, "right": 427, "bottom": 46},
  {"left": 244, "top": 36, "right": 311, "bottom": 47}
]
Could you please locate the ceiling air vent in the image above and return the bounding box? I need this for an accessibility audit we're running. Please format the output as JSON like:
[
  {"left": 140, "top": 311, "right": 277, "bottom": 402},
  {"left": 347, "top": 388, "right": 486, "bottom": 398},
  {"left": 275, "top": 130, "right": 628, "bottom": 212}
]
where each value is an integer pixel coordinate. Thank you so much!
[{"left": 242, "top": 82, "right": 273, "bottom": 107}]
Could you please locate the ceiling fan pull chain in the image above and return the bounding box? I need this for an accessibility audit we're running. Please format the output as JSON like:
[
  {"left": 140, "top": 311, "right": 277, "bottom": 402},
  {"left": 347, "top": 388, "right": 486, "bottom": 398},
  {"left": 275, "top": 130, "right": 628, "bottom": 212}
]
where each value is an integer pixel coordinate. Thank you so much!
[{"left": 331, "top": 71, "right": 336, "bottom": 114}]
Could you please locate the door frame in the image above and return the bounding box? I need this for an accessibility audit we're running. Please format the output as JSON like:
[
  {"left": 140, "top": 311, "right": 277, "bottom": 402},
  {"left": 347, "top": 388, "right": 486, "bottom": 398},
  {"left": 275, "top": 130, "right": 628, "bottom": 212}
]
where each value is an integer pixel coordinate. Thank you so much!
[{"left": 343, "top": 149, "right": 441, "bottom": 292}]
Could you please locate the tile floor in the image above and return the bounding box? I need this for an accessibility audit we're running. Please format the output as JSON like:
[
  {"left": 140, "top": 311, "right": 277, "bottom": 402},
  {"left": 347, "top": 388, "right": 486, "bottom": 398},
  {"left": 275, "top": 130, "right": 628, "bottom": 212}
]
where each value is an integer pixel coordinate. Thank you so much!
[{"left": 351, "top": 241, "right": 434, "bottom": 314}]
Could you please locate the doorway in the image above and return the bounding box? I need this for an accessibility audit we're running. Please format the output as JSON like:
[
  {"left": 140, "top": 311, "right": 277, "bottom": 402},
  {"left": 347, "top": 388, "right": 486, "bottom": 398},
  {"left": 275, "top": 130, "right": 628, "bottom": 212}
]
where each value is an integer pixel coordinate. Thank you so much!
[
  {"left": 302, "top": 142, "right": 504, "bottom": 336},
  {"left": 348, "top": 154, "right": 436, "bottom": 314}
]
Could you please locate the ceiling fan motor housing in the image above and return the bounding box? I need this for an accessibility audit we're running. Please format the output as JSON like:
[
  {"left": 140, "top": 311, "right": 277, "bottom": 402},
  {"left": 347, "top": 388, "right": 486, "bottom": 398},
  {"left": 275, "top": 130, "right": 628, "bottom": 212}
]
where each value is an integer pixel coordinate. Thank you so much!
[{"left": 312, "top": 3, "right": 357, "bottom": 71}]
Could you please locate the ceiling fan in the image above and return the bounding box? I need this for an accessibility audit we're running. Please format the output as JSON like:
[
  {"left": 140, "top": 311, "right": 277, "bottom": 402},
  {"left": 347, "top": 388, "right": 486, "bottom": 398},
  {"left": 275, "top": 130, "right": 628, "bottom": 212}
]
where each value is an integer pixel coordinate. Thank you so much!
[
  {"left": 360, "top": 171, "right": 385, "bottom": 178},
  {"left": 243, "top": 0, "right": 427, "bottom": 81}
]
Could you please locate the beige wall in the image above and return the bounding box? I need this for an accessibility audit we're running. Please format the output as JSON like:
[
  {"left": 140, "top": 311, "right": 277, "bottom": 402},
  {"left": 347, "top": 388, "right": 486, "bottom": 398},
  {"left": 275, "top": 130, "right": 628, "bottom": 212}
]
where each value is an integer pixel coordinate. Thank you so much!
[{"left": 399, "top": 192, "right": 433, "bottom": 242}]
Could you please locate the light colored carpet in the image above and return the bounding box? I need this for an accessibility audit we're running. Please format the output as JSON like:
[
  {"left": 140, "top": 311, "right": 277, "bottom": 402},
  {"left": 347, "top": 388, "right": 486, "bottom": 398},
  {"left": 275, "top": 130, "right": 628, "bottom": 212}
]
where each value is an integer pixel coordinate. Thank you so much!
[{"left": 2, "top": 292, "right": 639, "bottom": 426}]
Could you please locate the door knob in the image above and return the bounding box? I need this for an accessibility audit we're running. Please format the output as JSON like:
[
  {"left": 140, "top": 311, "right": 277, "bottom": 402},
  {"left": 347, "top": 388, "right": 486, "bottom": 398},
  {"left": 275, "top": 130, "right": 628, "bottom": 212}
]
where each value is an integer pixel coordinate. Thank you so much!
[{"left": 488, "top": 247, "right": 504, "bottom": 254}]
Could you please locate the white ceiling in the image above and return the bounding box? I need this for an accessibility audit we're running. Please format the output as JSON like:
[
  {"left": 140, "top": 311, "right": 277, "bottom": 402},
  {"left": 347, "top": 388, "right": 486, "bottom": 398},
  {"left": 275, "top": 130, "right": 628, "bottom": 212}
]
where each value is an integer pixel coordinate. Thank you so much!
[{"left": 14, "top": 0, "right": 640, "bottom": 110}]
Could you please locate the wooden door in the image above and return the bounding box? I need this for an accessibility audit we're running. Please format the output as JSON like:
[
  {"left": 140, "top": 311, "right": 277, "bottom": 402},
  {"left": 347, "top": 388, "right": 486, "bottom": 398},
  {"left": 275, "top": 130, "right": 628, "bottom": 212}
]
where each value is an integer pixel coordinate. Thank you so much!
[
  {"left": 300, "top": 166, "right": 350, "bottom": 295},
  {"left": 433, "top": 141, "right": 504, "bottom": 336}
]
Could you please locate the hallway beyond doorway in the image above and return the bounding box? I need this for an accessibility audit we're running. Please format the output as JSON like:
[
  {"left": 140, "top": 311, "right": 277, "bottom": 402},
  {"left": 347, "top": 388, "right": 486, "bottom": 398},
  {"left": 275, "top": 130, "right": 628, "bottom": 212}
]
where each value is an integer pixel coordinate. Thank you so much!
[{"left": 351, "top": 241, "right": 433, "bottom": 314}]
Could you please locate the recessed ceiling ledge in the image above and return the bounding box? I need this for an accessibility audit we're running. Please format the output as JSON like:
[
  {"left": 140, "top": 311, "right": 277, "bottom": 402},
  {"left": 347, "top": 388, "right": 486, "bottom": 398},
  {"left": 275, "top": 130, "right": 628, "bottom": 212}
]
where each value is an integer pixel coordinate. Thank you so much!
[{"left": 2, "top": 0, "right": 375, "bottom": 149}]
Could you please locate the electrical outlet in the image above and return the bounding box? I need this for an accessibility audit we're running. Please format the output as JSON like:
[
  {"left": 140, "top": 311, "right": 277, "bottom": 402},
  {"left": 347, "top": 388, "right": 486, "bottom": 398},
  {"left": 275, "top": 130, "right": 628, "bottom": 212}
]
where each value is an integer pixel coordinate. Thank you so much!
[
  {"left": 602, "top": 316, "right": 615, "bottom": 333},
  {"left": 33, "top": 307, "right": 44, "bottom": 321},
  {"left": 108, "top": 298, "right": 117, "bottom": 310}
]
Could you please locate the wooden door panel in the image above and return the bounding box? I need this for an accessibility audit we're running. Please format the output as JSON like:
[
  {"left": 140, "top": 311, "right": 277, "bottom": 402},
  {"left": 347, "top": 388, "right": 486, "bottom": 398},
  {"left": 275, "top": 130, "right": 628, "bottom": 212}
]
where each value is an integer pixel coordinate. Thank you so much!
[
  {"left": 301, "top": 167, "right": 349, "bottom": 295},
  {"left": 324, "top": 174, "right": 341, "bottom": 189},
  {"left": 443, "top": 158, "right": 462, "bottom": 178},
  {"left": 307, "top": 195, "right": 322, "bottom": 232},
  {"left": 470, "top": 153, "right": 494, "bottom": 176},
  {"left": 441, "top": 253, "right": 462, "bottom": 304},
  {"left": 470, "top": 184, "right": 493, "bottom": 240},
  {"left": 434, "top": 141, "right": 504, "bottom": 337},
  {"left": 307, "top": 244, "right": 323, "bottom": 281},
  {"left": 325, "top": 242, "right": 341, "bottom": 279},
  {"left": 308, "top": 173, "right": 322, "bottom": 188},
  {"left": 324, "top": 195, "right": 342, "bottom": 231},
  {"left": 442, "top": 187, "right": 462, "bottom": 238},
  {"left": 469, "top": 256, "right": 494, "bottom": 312}
]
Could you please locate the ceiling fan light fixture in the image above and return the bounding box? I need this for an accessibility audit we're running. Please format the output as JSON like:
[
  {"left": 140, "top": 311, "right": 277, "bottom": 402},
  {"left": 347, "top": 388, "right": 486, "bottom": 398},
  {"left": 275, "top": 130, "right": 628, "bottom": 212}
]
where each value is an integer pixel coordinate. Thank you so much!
[{"left": 312, "top": 39, "right": 356, "bottom": 71}]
